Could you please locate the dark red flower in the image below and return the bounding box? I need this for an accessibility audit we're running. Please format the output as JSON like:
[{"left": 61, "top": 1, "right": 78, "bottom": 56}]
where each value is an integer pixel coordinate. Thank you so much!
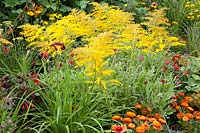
[
  {"left": 172, "top": 55, "right": 181, "bottom": 63},
  {"left": 22, "top": 102, "right": 29, "bottom": 110},
  {"left": 68, "top": 59, "right": 74, "bottom": 65},
  {"left": 3, "top": 46, "right": 9, "bottom": 55},
  {"left": 173, "top": 63, "right": 180, "bottom": 71},
  {"left": 113, "top": 48, "right": 117, "bottom": 54},
  {"left": 162, "top": 66, "right": 168, "bottom": 72},
  {"left": 161, "top": 79, "right": 167, "bottom": 84}
]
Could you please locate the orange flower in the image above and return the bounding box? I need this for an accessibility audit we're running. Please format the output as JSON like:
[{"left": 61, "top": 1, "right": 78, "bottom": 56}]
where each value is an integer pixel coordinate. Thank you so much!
[
  {"left": 135, "top": 103, "right": 142, "bottom": 109},
  {"left": 41, "top": 51, "right": 49, "bottom": 58},
  {"left": 122, "top": 117, "right": 132, "bottom": 123},
  {"left": 136, "top": 115, "right": 146, "bottom": 121},
  {"left": 152, "top": 120, "right": 163, "bottom": 131},
  {"left": 141, "top": 107, "right": 151, "bottom": 115},
  {"left": 175, "top": 105, "right": 180, "bottom": 111},
  {"left": 127, "top": 123, "right": 136, "bottom": 129},
  {"left": 136, "top": 125, "right": 145, "bottom": 133},
  {"left": 112, "top": 115, "right": 121, "bottom": 121},
  {"left": 182, "top": 116, "right": 189, "bottom": 122},
  {"left": 111, "top": 125, "right": 127, "bottom": 133},
  {"left": 193, "top": 111, "right": 200, "bottom": 117},
  {"left": 178, "top": 92, "right": 185, "bottom": 97},
  {"left": 195, "top": 115, "right": 200, "bottom": 121},
  {"left": 186, "top": 106, "right": 194, "bottom": 112},
  {"left": 154, "top": 113, "right": 162, "bottom": 119},
  {"left": 184, "top": 96, "right": 192, "bottom": 103},
  {"left": 181, "top": 101, "right": 189, "bottom": 107},
  {"left": 177, "top": 112, "right": 184, "bottom": 119},
  {"left": 142, "top": 122, "right": 150, "bottom": 131},
  {"left": 126, "top": 111, "right": 136, "bottom": 118},
  {"left": 185, "top": 113, "right": 193, "bottom": 120},
  {"left": 158, "top": 118, "right": 166, "bottom": 124}
]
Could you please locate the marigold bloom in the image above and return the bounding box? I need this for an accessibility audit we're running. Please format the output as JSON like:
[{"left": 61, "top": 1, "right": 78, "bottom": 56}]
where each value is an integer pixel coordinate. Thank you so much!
[
  {"left": 152, "top": 120, "right": 163, "bottom": 131},
  {"left": 193, "top": 111, "right": 200, "bottom": 117},
  {"left": 154, "top": 113, "right": 162, "bottom": 119},
  {"left": 136, "top": 125, "right": 145, "bottom": 133},
  {"left": 184, "top": 96, "right": 192, "bottom": 103},
  {"left": 112, "top": 115, "right": 121, "bottom": 121},
  {"left": 136, "top": 115, "right": 146, "bottom": 121},
  {"left": 177, "top": 112, "right": 184, "bottom": 119},
  {"left": 158, "top": 118, "right": 166, "bottom": 124},
  {"left": 175, "top": 105, "right": 181, "bottom": 111},
  {"left": 135, "top": 103, "right": 142, "bottom": 109},
  {"left": 195, "top": 115, "right": 200, "bottom": 121},
  {"left": 178, "top": 92, "right": 185, "bottom": 97},
  {"left": 181, "top": 101, "right": 189, "bottom": 107},
  {"left": 186, "top": 106, "right": 194, "bottom": 112},
  {"left": 111, "top": 125, "right": 127, "bottom": 133},
  {"left": 185, "top": 113, "right": 193, "bottom": 120},
  {"left": 126, "top": 111, "right": 136, "bottom": 118},
  {"left": 68, "top": 59, "right": 74, "bottom": 65},
  {"left": 142, "top": 122, "right": 150, "bottom": 131},
  {"left": 122, "top": 117, "right": 132, "bottom": 123},
  {"left": 182, "top": 116, "right": 189, "bottom": 122},
  {"left": 127, "top": 123, "right": 135, "bottom": 129}
]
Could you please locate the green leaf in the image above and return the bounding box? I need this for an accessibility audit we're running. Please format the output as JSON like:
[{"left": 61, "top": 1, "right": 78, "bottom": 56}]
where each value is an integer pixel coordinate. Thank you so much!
[
  {"left": 3, "top": 0, "right": 26, "bottom": 7},
  {"left": 60, "top": 5, "right": 71, "bottom": 12}
]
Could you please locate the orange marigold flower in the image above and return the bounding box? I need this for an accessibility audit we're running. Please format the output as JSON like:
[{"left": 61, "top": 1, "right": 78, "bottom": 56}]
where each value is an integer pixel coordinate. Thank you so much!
[
  {"left": 126, "top": 111, "right": 136, "bottom": 118},
  {"left": 158, "top": 118, "right": 166, "bottom": 124},
  {"left": 152, "top": 120, "right": 163, "bottom": 131},
  {"left": 178, "top": 92, "right": 185, "bottom": 97},
  {"left": 186, "top": 106, "right": 194, "bottom": 112},
  {"left": 111, "top": 125, "right": 127, "bottom": 133},
  {"left": 142, "top": 122, "right": 150, "bottom": 131},
  {"left": 177, "top": 112, "right": 184, "bottom": 119},
  {"left": 127, "top": 123, "right": 136, "bottom": 129},
  {"left": 136, "top": 125, "right": 145, "bottom": 133},
  {"left": 122, "top": 117, "right": 132, "bottom": 123},
  {"left": 112, "top": 115, "right": 121, "bottom": 121},
  {"left": 141, "top": 107, "right": 152, "bottom": 115},
  {"left": 175, "top": 105, "right": 180, "bottom": 111},
  {"left": 185, "top": 113, "right": 193, "bottom": 120},
  {"left": 181, "top": 101, "right": 189, "bottom": 107},
  {"left": 193, "top": 111, "right": 200, "bottom": 117},
  {"left": 136, "top": 115, "right": 146, "bottom": 121},
  {"left": 182, "top": 116, "right": 189, "bottom": 122},
  {"left": 154, "top": 113, "right": 162, "bottom": 119},
  {"left": 195, "top": 116, "right": 200, "bottom": 121},
  {"left": 135, "top": 103, "right": 142, "bottom": 109},
  {"left": 184, "top": 96, "right": 192, "bottom": 103}
]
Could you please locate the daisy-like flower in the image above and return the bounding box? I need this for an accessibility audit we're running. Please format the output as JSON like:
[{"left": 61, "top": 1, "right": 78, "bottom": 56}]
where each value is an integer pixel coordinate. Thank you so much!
[
  {"left": 151, "top": 2, "right": 158, "bottom": 9},
  {"left": 111, "top": 125, "right": 127, "bottom": 133}
]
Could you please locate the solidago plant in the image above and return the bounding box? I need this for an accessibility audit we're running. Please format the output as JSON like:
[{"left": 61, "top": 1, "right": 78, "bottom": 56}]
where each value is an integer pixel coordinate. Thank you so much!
[{"left": 19, "top": 2, "right": 185, "bottom": 89}]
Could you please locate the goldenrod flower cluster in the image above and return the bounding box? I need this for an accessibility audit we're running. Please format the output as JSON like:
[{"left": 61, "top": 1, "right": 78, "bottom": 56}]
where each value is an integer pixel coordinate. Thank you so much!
[
  {"left": 19, "top": 2, "right": 185, "bottom": 89},
  {"left": 185, "top": 1, "right": 200, "bottom": 20},
  {"left": 26, "top": 5, "right": 43, "bottom": 18}
]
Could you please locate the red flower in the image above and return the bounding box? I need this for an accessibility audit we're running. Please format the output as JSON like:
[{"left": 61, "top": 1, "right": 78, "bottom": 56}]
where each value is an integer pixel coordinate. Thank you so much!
[
  {"left": 173, "top": 63, "right": 180, "bottom": 71},
  {"left": 3, "top": 46, "right": 9, "bottom": 55},
  {"left": 165, "top": 59, "right": 171, "bottom": 65},
  {"left": 162, "top": 66, "right": 168, "bottom": 72},
  {"left": 161, "top": 79, "right": 166, "bottom": 84},
  {"left": 183, "top": 70, "right": 190, "bottom": 75},
  {"left": 40, "top": 51, "right": 49, "bottom": 58},
  {"left": 33, "top": 79, "right": 40, "bottom": 85},
  {"left": 172, "top": 55, "right": 181, "bottom": 63},
  {"left": 138, "top": 56, "right": 144, "bottom": 61},
  {"left": 68, "top": 59, "right": 74, "bottom": 65},
  {"left": 22, "top": 102, "right": 29, "bottom": 110},
  {"left": 111, "top": 125, "right": 127, "bottom": 133}
]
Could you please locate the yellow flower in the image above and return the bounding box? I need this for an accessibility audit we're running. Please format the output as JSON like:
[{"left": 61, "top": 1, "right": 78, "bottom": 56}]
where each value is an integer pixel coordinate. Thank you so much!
[
  {"left": 27, "top": 11, "right": 34, "bottom": 16},
  {"left": 172, "top": 21, "right": 178, "bottom": 25},
  {"left": 0, "top": 38, "right": 13, "bottom": 45}
]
